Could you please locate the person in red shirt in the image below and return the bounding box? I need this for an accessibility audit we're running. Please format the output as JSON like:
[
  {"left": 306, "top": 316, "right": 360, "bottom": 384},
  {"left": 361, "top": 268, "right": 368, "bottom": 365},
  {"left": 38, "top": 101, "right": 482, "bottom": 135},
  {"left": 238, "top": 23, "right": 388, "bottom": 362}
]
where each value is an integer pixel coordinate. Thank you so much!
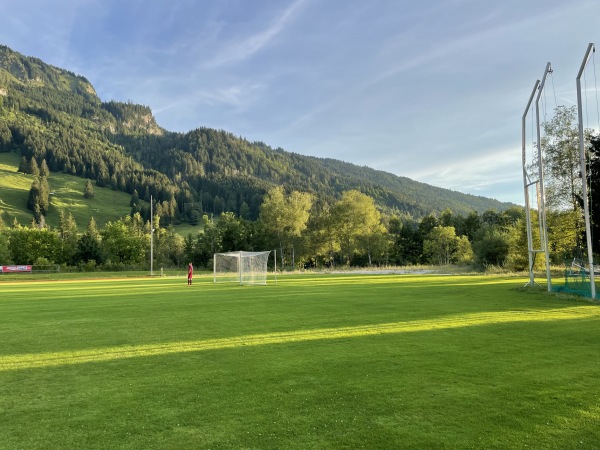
[{"left": 187, "top": 262, "right": 193, "bottom": 285}]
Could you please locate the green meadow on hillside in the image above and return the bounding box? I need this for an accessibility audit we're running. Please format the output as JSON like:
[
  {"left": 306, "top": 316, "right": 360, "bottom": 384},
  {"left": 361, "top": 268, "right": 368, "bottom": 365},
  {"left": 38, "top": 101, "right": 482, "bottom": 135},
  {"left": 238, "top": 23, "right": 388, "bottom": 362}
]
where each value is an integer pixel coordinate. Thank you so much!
[
  {"left": 0, "top": 151, "right": 137, "bottom": 228},
  {"left": 1, "top": 273, "right": 599, "bottom": 449}
]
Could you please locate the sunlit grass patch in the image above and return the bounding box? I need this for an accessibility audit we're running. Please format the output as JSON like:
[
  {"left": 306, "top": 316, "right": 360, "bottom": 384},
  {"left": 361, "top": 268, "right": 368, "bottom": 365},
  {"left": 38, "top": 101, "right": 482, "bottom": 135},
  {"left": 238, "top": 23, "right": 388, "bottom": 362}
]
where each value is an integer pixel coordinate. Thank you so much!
[
  {"left": 1, "top": 273, "right": 599, "bottom": 449},
  {"left": 0, "top": 151, "right": 136, "bottom": 227},
  {"left": 0, "top": 151, "right": 22, "bottom": 173},
  {"left": 1, "top": 305, "right": 598, "bottom": 372}
]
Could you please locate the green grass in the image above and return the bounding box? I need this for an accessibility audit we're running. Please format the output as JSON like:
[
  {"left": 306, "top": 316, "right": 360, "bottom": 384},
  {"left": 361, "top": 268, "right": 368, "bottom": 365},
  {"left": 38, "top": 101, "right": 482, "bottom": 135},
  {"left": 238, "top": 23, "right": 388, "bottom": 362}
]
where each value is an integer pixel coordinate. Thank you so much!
[
  {"left": 0, "top": 151, "right": 135, "bottom": 228},
  {"left": 0, "top": 151, "right": 34, "bottom": 225},
  {"left": 0, "top": 273, "right": 599, "bottom": 449},
  {"left": 172, "top": 222, "right": 204, "bottom": 237}
]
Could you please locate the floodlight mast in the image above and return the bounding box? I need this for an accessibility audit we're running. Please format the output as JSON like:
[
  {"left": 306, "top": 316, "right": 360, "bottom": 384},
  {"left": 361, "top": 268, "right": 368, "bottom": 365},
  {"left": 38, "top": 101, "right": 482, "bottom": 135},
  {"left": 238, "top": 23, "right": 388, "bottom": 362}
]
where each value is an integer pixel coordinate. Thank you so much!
[
  {"left": 522, "top": 79, "right": 540, "bottom": 287},
  {"left": 535, "top": 62, "right": 553, "bottom": 292},
  {"left": 576, "top": 42, "right": 596, "bottom": 299},
  {"left": 150, "top": 195, "right": 154, "bottom": 276}
]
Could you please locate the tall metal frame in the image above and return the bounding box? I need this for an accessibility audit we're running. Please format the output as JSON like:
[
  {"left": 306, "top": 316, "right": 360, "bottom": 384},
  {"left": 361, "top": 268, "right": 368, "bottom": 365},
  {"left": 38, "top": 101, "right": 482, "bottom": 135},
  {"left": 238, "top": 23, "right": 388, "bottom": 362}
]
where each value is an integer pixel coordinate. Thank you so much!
[
  {"left": 522, "top": 80, "right": 540, "bottom": 287},
  {"left": 523, "top": 63, "right": 553, "bottom": 291},
  {"left": 150, "top": 194, "right": 154, "bottom": 276},
  {"left": 576, "top": 43, "right": 597, "bottom": 299},
  {"left": 535, "top": 63, "right": 553, "bottom": 292}
]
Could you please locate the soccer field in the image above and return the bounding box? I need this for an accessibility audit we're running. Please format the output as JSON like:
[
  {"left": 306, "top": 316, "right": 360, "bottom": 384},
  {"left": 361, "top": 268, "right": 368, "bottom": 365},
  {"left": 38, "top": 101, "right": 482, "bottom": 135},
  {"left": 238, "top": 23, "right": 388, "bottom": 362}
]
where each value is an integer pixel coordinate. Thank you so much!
[{"left": 1, "top": 273, "right": 599, "bottom": 449}]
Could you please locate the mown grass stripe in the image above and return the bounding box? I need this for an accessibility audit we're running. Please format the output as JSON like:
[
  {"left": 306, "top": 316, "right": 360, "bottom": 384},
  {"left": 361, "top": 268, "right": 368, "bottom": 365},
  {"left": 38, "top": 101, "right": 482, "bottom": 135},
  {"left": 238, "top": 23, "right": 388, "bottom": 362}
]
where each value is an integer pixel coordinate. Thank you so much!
[{"left": 1, "top": 306, "right": 597, "bottom": 372}]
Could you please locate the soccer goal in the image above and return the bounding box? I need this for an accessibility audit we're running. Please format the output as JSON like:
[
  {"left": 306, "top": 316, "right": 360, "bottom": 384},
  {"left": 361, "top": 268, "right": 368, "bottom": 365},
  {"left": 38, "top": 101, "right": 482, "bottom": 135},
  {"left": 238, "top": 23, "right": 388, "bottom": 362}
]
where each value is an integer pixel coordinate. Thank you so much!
[{"left": 213, "top": 251, "right": 275, "bottom": 285}]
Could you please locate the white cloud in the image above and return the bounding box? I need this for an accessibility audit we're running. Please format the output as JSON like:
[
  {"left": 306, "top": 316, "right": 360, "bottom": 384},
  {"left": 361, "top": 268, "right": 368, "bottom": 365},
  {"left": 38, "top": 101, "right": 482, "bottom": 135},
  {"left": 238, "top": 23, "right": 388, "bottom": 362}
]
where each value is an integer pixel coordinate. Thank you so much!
[
  {"left": 203, "top": 0, "right": 308, "bottom": 69},
  {"left": 401, "top": 147, "right": 523, "bottom": 201}
]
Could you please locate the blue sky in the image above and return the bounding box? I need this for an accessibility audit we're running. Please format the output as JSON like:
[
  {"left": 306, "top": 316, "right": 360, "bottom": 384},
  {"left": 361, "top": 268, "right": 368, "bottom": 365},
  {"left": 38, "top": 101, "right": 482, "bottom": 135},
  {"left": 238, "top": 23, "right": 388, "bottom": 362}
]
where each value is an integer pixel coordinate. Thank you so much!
[{"left": 2, "top": 0, "right": 600, "bottom": 205}]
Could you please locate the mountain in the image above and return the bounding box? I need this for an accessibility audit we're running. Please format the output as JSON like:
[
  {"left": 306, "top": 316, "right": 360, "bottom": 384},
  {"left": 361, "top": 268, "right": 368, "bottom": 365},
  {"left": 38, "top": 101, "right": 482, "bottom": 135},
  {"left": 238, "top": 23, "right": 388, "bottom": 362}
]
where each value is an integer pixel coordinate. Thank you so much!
[{"left": 0, "top": 44, "right": 514, "bottom": 225}]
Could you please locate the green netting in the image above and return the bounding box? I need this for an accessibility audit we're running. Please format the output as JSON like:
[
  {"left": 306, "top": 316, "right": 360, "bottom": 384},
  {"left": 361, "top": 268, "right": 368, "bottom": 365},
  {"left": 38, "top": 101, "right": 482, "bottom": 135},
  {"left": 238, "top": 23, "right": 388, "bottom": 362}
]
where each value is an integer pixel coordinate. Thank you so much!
[{"left": 552, "top": 257, "right": 596, "bottom": 298}]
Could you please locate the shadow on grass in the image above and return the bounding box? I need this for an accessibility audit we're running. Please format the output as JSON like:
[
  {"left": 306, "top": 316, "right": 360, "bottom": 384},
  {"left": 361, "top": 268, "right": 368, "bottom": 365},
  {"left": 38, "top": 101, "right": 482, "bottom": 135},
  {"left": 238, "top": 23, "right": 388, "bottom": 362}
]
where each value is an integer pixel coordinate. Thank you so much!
[{"left": 2, "top": 305, "right": 598, "bottom": 372}]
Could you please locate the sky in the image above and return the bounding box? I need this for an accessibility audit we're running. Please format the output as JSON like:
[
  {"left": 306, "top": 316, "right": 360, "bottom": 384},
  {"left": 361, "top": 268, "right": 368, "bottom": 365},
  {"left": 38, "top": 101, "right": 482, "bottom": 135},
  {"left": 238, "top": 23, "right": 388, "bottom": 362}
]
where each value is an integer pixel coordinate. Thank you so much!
[{"left": 2, "top": 0, "right": 600, "bottom": 205}]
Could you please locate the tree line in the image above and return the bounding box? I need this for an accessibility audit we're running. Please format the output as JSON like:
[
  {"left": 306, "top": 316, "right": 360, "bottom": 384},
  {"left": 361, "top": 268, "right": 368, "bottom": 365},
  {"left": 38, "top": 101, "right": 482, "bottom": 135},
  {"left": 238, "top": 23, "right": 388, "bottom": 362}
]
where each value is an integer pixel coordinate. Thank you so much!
[
  {"left": 1, "top": 183, "right": 596, "bottom": 272},
  {"left": 0, "top": 184, "right": 530, "bottom": 272}
]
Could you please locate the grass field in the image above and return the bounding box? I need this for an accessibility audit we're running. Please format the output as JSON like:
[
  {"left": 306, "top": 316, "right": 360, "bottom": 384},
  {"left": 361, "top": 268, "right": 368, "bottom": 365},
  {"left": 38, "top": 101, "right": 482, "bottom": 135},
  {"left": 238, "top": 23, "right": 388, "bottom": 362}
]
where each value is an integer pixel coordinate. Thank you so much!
[
  {"left": 0, "top": 151, "right": 202, "bottom": 236},
  {"left": 0, "top": 151, "right": 136, "bottom": 228},
  {"left": 1, "top": 273, "right": 599, "bottom": 449}
]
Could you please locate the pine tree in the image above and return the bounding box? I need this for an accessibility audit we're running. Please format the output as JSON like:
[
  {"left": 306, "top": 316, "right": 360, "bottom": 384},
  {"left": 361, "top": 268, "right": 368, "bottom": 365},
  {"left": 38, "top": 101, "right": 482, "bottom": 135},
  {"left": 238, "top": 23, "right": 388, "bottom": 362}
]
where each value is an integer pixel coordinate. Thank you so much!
[
  {"left": 58, "top": 211, "right": 78, "bottom": 264},
  {"left": 110, "top": 174, "right": 118, "bottom": 190},
  {"left": 29, "top": 158, "right": 40, "bottom": 176},
  {"left": 86, "top": 217, "right": 100, "bottom": 241},
  {"left": 130, "top": 189, "right": 139, "bottom": 207},
  {"left": 76, "top": 217, "right": 102, "bottom": 264},
  {"left": 27, "top": 178, "right": 41, "bottom": 212},
  {"left": 18, "top": 156, "right": 28, "bottom": 173},
  {"left": 0, "top": 122, "right": 11, "bottom": 152},
  {"left": 40, "top": 159, "right": 50, "bottom": 177},
  {"left": 33, "top": 203, "right": 45, "bottom": 228},
  {"left": 57, "top": 211, "right": 78, "bottom": 240},
  {"left": 84, "top": 179, "right": 94, "bottom": 199},
  {"left": 38, "top": 177, "right": 50, "bottom": 215}
]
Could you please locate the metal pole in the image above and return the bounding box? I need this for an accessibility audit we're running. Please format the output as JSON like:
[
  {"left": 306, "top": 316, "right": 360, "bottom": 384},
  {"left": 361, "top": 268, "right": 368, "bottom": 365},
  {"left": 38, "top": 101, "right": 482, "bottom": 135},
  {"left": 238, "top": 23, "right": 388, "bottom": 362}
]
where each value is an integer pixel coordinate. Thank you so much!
[
  {"left": 576, "top": 42, "right": 597, "bottom": 299},
  {"left": 535, "top": 62, "right": 553, "bottom": 292},
  {"left": 523, "top": 80, "right": 540, "bottom": 287},
  {"left": 274, "top": 249, "right": 277, "bottom": 285},
  {"left": 239, "top": 251, "right": 242, "bottom": 286},
  {"left": 150, "top": 195, "right": 154, "bottom": 276}
]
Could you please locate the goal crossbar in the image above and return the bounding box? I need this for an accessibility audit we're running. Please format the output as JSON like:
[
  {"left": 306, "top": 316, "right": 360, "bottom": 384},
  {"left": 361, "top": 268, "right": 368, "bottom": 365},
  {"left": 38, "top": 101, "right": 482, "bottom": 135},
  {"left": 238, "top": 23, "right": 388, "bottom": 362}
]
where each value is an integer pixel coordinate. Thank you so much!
[{"left": 213, "top": 251, "right": 274, "bottom": 285}]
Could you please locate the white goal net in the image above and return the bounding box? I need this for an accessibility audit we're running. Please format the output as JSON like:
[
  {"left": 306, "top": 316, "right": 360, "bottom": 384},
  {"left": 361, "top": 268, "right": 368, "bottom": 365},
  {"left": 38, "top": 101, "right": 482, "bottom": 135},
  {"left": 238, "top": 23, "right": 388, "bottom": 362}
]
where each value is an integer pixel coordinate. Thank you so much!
[{"left": 213, "top": 251, "right": 272, "bottom": 285}]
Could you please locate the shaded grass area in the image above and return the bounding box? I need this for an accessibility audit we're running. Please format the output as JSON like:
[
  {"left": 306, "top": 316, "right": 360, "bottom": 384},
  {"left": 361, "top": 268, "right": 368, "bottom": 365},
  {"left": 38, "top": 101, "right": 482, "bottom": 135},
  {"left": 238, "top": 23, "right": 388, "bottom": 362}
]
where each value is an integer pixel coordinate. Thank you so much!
[{"left": 0, "top": 274, "right": 599, "bottom": 449}]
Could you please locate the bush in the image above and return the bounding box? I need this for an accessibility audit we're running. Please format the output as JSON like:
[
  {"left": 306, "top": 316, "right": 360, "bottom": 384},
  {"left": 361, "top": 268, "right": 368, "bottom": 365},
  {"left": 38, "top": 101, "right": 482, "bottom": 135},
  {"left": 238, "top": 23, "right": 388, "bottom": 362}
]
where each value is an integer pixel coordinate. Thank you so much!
[
  {"left": 80, "top": 259, "right": 97, "bottom": 272},
  {"left": 473, "top": 226, "right": 510, "bottom": 269},
  {"left": 34, "top": 256, "right": 52, "bottom": 266}
]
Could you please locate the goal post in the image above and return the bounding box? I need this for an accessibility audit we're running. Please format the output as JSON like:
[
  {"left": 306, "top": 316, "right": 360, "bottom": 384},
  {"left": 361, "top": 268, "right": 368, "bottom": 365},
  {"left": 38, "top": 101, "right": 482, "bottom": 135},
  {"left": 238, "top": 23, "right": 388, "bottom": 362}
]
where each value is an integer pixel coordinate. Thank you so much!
[{"left": 213, "top": 251, "right": 274, "bottom": 285}]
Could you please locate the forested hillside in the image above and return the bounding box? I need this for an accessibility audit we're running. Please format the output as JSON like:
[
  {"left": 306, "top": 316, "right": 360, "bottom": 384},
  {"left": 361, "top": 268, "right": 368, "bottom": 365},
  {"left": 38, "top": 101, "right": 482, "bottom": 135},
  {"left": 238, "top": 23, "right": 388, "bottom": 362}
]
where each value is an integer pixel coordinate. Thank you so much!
[{"left": 0, "top": 44, "right": 513, "bottom": 227}]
